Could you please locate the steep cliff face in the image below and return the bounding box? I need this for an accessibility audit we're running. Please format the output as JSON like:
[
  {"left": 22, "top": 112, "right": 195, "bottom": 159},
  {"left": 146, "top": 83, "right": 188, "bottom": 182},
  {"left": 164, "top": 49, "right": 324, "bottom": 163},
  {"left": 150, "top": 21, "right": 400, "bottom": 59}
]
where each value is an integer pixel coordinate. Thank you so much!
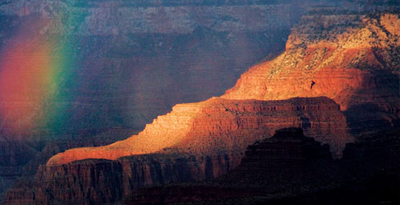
[
  {"left": 0, "top": 128, "right": 134, "bottom": 204},
  {"left": 47, "top": 12, "right": 400, "bottom": 168}
]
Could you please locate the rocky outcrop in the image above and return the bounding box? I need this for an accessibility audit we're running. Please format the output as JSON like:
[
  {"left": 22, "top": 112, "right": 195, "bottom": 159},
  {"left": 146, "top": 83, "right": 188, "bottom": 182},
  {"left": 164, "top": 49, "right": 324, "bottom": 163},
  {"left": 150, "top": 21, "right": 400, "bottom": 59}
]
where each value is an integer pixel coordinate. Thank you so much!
[
  {"left": 1, "top": 128, "right": 134, "bottom": 204},
  {"left": 46, "top": 12, "right": 400, "bottom": 169}
]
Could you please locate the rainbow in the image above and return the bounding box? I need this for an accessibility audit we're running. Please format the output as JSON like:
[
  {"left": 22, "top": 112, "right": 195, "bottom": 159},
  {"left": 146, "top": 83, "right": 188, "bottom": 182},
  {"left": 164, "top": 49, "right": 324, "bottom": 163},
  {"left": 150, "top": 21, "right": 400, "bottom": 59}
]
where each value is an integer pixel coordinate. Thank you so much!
[{"left": 0, "top": 12, "right": 81, "bottom": 137}]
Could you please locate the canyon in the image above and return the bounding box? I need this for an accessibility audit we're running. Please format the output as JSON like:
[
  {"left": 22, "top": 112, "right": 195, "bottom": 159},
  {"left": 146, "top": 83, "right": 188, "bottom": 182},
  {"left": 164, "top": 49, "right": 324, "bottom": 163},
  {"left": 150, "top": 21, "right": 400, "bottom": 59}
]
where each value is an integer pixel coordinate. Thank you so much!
[
  {"left": 4, "top": 4, "right": 400, "bottom": 204},
  {"left": 2, "top": 1, "right": 400, "bottom": 204}
]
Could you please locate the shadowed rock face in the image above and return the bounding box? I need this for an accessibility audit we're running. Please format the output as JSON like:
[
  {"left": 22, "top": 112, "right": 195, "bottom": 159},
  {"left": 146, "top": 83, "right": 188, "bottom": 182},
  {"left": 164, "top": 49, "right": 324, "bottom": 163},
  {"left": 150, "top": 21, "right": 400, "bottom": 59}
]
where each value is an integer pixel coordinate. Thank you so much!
[
  {"left": 122, "top": 128, "right": 340, "bottom": 204},
  {"left": 122, "top": 128, "right": 400, "bottom": 205},
  {"left": 219, "top": 128, "right": 340, "bottom": 189}
]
